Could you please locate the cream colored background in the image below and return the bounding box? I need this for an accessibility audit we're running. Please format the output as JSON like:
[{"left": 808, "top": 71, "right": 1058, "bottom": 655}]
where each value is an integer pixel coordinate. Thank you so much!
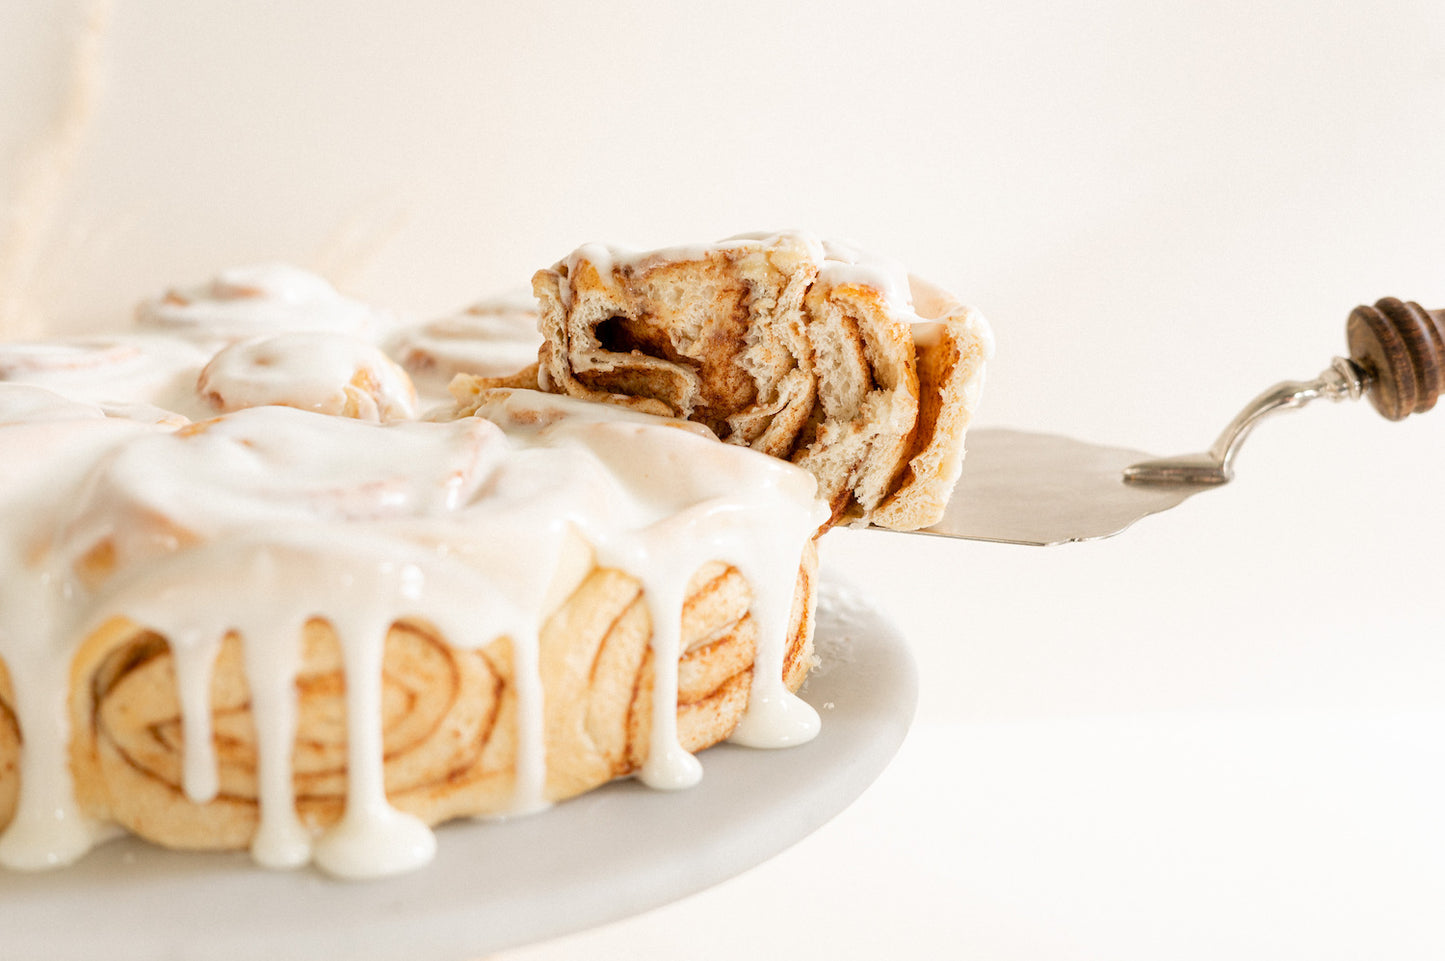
[{"left": 4, "top": 1, "right": 1445, "bottom": 959}]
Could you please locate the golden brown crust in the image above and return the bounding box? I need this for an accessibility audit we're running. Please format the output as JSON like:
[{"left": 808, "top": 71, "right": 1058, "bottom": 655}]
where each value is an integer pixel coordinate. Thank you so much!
[{"left": 58, "top": 544, "right": 817, "bottom": 852}]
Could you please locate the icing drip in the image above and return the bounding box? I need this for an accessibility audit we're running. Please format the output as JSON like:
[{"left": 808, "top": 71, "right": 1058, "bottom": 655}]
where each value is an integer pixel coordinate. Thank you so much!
[
  {"left": 0, "top": 647, "right": 99, "bottom": 870},
  {"left": 505, "top": 624, "right": 550, "bottom": 816},
  {"left": 173, "top": 632, "right": 221, "bottom": 804},
  {"left": 235, "top": 565, "right": 310, "bottom": 870},
  {"left": 634, "top": 578, "right": 702, "bottom": 790},
  {"left": 311, "top": 604, "right": 436, "bottom": 880},
  {"left": 0, "top": 406, "right": 157, "bottom": 868}
]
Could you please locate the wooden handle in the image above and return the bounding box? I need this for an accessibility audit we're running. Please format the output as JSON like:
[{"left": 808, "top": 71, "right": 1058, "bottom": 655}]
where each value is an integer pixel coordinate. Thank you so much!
[{"left": 1346, "top": 298, "right": 1445, "bottom": 421}]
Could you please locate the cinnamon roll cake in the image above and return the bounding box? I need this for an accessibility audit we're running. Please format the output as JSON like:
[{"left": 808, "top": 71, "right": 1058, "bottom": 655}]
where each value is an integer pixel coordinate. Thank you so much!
[{"left": 0, "top": 232, "right": 990, "bottom": 880}]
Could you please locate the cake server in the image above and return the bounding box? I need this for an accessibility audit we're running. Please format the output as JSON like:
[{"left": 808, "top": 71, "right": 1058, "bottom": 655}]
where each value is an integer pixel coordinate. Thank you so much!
[{"left": 918, "top": 296, "right": 1444, "bottom": 546}]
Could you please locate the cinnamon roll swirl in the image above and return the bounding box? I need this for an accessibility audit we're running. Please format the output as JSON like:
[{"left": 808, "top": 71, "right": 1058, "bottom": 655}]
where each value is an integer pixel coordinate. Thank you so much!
[{"left": 455, "top": 231, "right": 993, "bottom": 530}]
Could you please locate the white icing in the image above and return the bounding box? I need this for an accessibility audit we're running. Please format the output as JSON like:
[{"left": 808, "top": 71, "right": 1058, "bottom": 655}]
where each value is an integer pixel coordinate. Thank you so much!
[
  {"left": 556, "top": 230, "right": 828, "bottom": 307},
  {"left": 554, "top": 230, "right": 927, "bottom": 328},
  {"left": 908, "top": 274, "right": 998, "bottom": 362},
  {"left": 0, "top": 335, "right": 210, "bottom": 414},
  {"left": 173, "top": 633, "right": 221, "bottom": 804},
  {"left": 135, "top": 264, "right": 394, "bottom": 346},
  {"left": 199, "top": 332, "right": 419, "bottom": 422},
  {"left": 818, "top": 239, "right": 915, "bottom": 313},
  {"left": 0, "top": 288, "right": 829, "bottom": 880},
  {"left": 0, "top": 384, "right": 107, "bottom": 424},
  {"left": 0, "top": 403, "right": 160, "bottom": 869},
  {"left": 0, "top": 339, "right": 146, "bottom": 377},
  {"left": 384, "top": 297, "right": 542, "bottom": 403}
]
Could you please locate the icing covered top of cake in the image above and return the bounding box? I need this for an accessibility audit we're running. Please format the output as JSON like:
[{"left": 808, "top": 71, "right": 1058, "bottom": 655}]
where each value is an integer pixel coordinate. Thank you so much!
[{"left": 0, "top": 264, "right": 828, "bottom": 879}]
